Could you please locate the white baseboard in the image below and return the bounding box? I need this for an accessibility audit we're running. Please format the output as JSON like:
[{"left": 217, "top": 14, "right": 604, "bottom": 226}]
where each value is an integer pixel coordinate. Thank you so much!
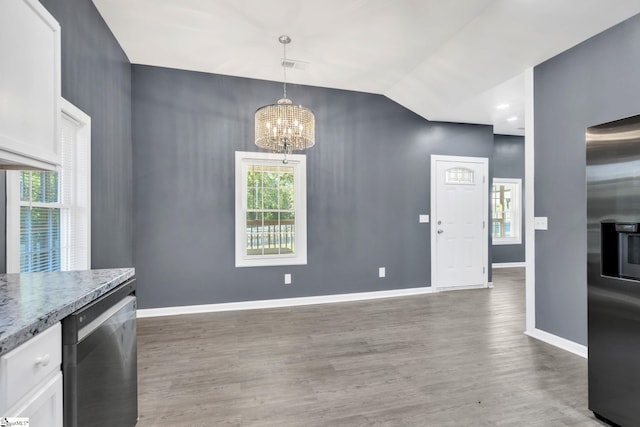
[
  {"left": 434, "top": 283, "right": 488, "bottom": 292},
  {"left": 525, "top": 327, "right": 588, "bottom": 359},
  {"left": 492, "top": 262, "right": 526, "bottom": 269},
  {"left": 137, "top": 286, "right": 434, "bottom": 318}
]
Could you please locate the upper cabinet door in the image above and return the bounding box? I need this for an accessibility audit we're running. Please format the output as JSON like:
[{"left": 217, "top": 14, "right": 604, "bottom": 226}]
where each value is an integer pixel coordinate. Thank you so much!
[{"left": 0, "top": 0, "right": 61, "bottom": 170}]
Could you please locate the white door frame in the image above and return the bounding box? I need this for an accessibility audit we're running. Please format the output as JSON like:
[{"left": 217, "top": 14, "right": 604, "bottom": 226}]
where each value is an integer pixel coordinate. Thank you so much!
[{"left": 430, "top": 154, "right": 489, "bottom": 291}]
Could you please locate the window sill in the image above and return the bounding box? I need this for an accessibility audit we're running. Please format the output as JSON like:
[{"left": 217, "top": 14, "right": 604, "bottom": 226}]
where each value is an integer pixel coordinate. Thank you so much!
[
  {"left": 492, "top": 239, "right": 522, "bottom": 246},
  {"left": 236, "top": 255, "right": 307, "bottom": 268}
]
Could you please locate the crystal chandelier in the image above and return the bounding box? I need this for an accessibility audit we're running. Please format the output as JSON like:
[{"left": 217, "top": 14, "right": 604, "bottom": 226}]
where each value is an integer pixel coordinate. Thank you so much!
[{"left": 255, "top": 35, "right": 315, "bottom": 163}]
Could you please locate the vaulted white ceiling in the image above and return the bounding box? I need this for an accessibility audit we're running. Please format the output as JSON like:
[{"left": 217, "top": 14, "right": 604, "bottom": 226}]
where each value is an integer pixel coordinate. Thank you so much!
[{"left": 92, "top": 0, "right": 640, "bottom": 136}]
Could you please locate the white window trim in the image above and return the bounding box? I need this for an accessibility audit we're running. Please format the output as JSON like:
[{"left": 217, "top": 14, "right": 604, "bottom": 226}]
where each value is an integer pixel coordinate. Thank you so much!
[
  {"left": 235, "top": 151, "right": 307, "bottom": 268},
  {"left": 492, "top": 177, "right": 522, "bottom": 246},
  {"left": 6, "top": 98, "right": 91, "bottom": 273},
  {"left": 6, "top": 172, "right": 20, "bottom": 273}
]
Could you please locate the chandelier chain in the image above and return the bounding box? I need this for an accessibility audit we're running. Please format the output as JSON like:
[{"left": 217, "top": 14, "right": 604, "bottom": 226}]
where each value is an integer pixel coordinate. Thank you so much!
[{"left": 282, "top": 41, "right": 287, "bottom": 99}]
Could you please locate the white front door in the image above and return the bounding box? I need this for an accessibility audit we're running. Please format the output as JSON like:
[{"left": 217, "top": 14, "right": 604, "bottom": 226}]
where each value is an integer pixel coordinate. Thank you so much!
[{"left": 431, "top": 155, "right": 488, "bottom": 290}]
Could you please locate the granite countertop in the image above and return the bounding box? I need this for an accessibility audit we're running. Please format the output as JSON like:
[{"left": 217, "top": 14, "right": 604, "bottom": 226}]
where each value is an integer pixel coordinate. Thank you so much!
[{"left": 0, "top": 268, "right": 135, "bottom": 356}]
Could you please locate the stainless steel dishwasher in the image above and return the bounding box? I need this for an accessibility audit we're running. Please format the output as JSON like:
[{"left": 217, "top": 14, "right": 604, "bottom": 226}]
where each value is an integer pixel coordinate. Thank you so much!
[{"left": 62, "top": 279, "right": 137, "bottom": 427}]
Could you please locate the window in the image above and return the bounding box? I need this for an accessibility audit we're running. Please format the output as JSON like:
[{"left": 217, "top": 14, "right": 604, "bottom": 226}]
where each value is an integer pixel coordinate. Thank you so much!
[
  {"left": 235, "top": 151, "right": 307, "bottom": 267},
  {"left": 445, "top": 167, "right": 474, "bottom": 185},
  {"left": 6, "top": 98, "right": 91, "bottom": 272},
  {"left": 491, "top": 178, "right": 521, "bottom": 245}
]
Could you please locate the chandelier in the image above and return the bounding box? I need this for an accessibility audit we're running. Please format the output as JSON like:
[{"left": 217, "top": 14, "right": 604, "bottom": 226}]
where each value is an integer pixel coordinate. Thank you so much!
[{"left": 255, "top": 35, "right": 315, "bottom": 162}]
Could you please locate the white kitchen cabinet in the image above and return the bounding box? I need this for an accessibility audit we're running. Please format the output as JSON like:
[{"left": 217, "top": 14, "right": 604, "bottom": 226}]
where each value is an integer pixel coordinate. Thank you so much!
[
  {"left": 0, "top": 323, "right": 62, "bottom": 427},
  {"left": 0, "top": 0, "right": 61, "bottom": 170},
  {"left": 10, "top": 373, "right": 62, "bottom": 427}
]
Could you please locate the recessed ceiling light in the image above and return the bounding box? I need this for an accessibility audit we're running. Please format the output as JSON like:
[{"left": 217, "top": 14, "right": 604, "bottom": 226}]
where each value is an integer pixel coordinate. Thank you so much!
[
  {"left": 496, "top": 103, "right": 510, "bottom": 110},
  {"left": 507, "top": 116, "right": 518, "bottom": 122}
]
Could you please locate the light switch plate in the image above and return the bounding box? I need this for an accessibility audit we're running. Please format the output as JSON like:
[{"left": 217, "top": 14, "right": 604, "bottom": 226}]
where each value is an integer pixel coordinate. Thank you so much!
[
  {"left": 534, "top": 217, "right": 548, "bottom": 230},
  {"left": 419, "top": 214, "right": 429, "bottom": 223}
]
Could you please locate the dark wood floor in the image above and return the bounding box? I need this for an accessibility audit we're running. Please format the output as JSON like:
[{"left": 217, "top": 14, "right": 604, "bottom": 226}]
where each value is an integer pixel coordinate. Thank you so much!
[{"left": 136, "top": 268, "right": 603, "bottom": 426}]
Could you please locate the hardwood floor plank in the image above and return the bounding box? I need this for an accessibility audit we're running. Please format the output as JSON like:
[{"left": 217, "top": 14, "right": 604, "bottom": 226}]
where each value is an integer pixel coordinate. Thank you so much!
[{"left": 136, "top": 268, "right": 605, "bottom": 426}]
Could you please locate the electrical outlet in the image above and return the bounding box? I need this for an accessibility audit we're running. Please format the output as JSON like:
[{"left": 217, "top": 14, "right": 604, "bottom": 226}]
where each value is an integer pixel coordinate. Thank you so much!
[
  {"left": 419, "top": 214, "right": 429, "bottom": 223},
  {"left": 379, "top": 267, "right": 386, "bottom": 278},
  {"left": 284, "top": 273, "right": 292, "bottom": 285}
]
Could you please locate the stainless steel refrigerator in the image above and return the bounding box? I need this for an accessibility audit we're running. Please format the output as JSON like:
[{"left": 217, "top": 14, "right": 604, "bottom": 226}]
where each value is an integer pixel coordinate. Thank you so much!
[{"left": 587, "top": 113, "right": 640, "bottom": 425}]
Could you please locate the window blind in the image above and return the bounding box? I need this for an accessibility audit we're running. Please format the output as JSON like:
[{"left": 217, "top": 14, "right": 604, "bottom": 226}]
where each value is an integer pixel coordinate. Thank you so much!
[{"left": 20, "top": 205, "right": 61, "bottom": 272}]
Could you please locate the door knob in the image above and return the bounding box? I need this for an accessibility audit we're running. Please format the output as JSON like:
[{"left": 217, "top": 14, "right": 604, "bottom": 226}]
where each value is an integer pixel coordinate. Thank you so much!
[{"left": 437, "top": 229, "right": 444, "bottom": 234}]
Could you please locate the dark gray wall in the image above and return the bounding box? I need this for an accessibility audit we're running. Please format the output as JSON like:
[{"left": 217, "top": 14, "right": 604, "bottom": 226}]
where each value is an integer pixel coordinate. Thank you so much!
[
  {"left": 132, "top": 65, "right": 494, "bottom": 309},
  {"left": 534, "top": 13, "right": 640, "bottom": 345},
  {"left": 492, "top": 135, "right": 525, "bottom": 264},
  {"left": 33, "top": 0, "right": 133, "bottom": 268},
  {"left": 0, "top": 172, "right": 4, "bottom": 273}
]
